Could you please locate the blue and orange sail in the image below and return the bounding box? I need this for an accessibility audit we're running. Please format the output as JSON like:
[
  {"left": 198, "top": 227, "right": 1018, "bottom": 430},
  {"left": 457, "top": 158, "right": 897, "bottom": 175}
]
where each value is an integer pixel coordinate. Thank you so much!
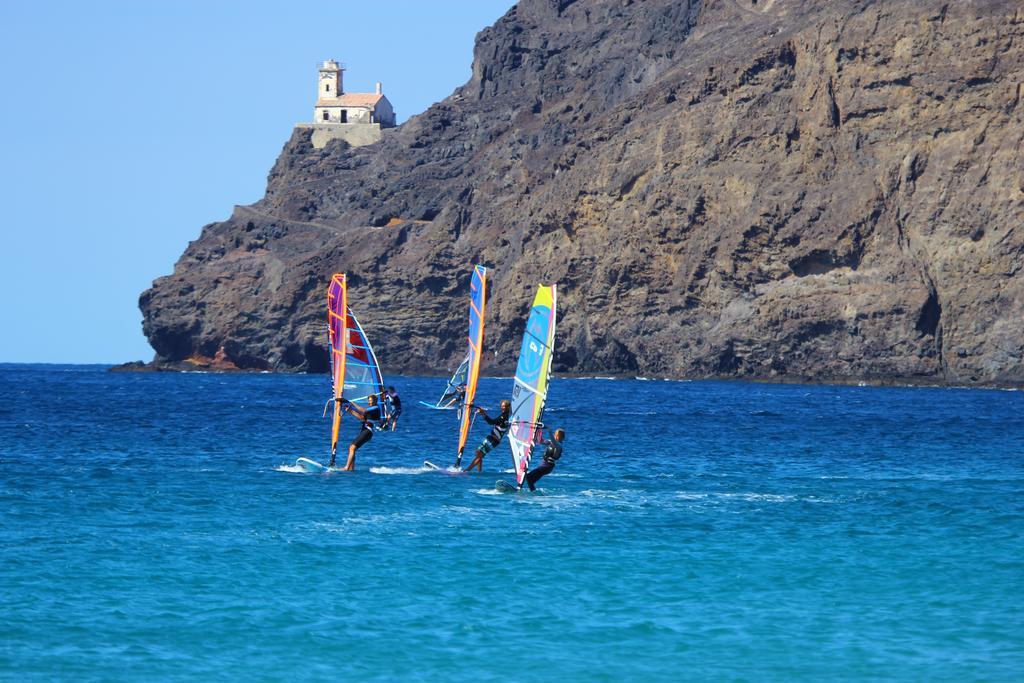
[{"left": 456, "top": 265, "right": 488, "bottom": 465}]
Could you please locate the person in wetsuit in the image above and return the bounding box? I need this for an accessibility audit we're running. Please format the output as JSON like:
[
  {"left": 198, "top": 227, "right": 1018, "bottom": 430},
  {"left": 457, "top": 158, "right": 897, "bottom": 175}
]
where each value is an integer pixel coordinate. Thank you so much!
[
  {"left": 384, "top": 386, "right": 402, "bottom": 431},
  {"left": 330, "top": 393, "right": 385, "bottom": 470},
  {"left": 462, "top": 399, "right": 511, "bottom": 473},
  {"left": 525, "top": 428, "right": 565, "bottom": 491},
  {"left": 440, "top": 383, "right": 466, "bottom": 410}
]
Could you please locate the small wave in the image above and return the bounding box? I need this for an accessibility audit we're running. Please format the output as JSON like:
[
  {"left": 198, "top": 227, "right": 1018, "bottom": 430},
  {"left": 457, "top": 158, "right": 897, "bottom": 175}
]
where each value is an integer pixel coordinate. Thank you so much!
[
  {"left": 369, "top": 466, "right": 430, "bottom": 475},
  {"left": 474, "top": 488, "right": 504, "bottom": 496},
  {"left": 580, "top": 488, "right": 642, "bottom": 498},
  {"left": 443, "top": 505, "right": 478, "bottom": 514},
  {"left": 275, "top": 464, "right": 308, "bottom": 473},
  {"left": 721, "top": 492, "right": 795, "bottom": 502},
  {"left": 674, "top": 491, "right": 797, "bottom": 503}
]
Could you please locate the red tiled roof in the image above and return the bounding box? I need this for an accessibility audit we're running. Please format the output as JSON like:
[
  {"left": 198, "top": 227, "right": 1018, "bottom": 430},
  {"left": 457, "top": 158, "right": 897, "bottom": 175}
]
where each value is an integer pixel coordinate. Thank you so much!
[{"left": 315, "top": 93, "right": 385, "bottom": 108}]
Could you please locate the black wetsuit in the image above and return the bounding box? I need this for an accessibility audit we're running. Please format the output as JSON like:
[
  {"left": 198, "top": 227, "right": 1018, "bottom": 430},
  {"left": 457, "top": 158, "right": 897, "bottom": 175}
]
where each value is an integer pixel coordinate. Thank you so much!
[
  {"left": 386, "top": 393, "right": 402, "bottom": 426},
  {"left": 482, "top": 411, "right": 511, "bottom": 446},
  {"left": 526, "top": 433, "right": 563, "bottom": 491},
  {"left": 351, "top": 405, "right": 382, "bottom": 449}
]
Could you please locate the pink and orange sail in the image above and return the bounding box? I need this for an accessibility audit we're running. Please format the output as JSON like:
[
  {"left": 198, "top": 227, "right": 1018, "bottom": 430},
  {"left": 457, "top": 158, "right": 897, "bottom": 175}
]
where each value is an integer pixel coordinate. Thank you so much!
[{"left": 327, "top": 274, "right": 385, "bottom": 457}]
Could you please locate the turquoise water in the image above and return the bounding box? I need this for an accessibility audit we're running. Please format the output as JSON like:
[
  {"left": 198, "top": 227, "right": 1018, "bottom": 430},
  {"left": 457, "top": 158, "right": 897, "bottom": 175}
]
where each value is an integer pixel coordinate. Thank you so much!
[{"left": 2, "top": 365, "right": 1023, "bottom": 680}]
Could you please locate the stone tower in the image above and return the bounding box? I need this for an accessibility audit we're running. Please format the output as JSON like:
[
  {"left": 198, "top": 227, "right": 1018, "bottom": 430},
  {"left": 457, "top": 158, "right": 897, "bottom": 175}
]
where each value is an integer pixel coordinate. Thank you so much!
[{"left": 318, "top": 60, "right": 344, "bottom": 98}]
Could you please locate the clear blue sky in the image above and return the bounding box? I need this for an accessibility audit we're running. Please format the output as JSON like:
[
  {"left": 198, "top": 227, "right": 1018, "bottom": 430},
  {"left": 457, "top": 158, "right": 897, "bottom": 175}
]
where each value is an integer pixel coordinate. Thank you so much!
[{"left": 0, "top": 0, "right": 513, "bottom": 364}]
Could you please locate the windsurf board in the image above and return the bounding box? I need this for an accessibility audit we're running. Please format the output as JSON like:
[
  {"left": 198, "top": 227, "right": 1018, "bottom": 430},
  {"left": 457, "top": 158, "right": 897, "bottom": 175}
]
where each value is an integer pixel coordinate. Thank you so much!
[{"left": 296, "top": 457, "right": 334, "bottom": 473}]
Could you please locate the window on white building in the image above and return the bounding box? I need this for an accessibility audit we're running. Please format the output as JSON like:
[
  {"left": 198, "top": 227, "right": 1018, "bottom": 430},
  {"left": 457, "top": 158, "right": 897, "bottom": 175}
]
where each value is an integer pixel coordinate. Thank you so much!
[
  {"left": 340, "top": 111, "right": 348, "bottom": 123},
  {"left": 322, "top": 110, "right": 329, "bottom": 121}
]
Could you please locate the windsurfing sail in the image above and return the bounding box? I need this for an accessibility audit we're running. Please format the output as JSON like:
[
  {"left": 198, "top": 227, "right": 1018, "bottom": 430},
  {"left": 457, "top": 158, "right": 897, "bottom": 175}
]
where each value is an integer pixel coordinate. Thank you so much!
[
  {"left": 420, "top": 356, "right": 470, "bottom": 410},
  {"left": 508, "top": 284, "right": 556, "bottom": 487},
  {"left": 327, "top": 273, "right": 385, "bottom": 456},
  {"left": 456, "top": 265, "right": 488, "bottom": 465}
]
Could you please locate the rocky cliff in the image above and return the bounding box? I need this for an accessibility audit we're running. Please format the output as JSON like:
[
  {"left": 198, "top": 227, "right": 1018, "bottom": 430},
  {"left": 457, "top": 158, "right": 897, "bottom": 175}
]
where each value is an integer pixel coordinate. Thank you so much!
[{"left": 140, "top": 0, "right": 1024, "bottom": 385}]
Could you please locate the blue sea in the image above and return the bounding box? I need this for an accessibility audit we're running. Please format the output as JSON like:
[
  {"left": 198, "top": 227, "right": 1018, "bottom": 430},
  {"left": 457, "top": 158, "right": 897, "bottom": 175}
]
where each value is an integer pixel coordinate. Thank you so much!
[{"left": 1, "top": 364, "right": 1022, "bottom": 681}]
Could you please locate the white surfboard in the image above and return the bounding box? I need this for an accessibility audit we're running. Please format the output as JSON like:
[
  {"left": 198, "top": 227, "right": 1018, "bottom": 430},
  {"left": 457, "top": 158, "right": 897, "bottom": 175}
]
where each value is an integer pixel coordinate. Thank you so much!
[{"left": 296, "top": 457, "right": 330, "bottom": 473}]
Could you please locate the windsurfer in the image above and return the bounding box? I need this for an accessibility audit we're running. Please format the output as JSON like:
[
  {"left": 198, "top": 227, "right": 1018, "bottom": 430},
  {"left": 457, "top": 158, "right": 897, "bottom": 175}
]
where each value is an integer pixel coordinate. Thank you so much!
[
  {"left": 525, "top": 428, "right": 565, "bottom": 491},
  {"left": 331, "top": 394, "right": 385, "bottom": 470},
  {"left": 463, "top": 400, "right": 511, "bottom": 472},
  {"left": 441, "top": 383, "right": 466, "bottom": 409},
  {"left": 384, "top": 386, "right": 402, "bottom": 431}
]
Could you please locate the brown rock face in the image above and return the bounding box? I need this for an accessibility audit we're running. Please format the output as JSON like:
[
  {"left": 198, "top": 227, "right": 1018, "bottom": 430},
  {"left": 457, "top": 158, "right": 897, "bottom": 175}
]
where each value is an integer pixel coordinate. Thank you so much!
[{"left": 140, "top": 0, "right": 1024, "bottom": 386}]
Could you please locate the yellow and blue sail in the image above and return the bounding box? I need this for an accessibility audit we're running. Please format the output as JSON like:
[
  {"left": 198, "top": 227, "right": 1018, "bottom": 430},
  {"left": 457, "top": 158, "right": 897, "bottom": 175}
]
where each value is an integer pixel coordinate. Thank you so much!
[{"left": 508, "top": 284, "right": 557, "bottom": 487}]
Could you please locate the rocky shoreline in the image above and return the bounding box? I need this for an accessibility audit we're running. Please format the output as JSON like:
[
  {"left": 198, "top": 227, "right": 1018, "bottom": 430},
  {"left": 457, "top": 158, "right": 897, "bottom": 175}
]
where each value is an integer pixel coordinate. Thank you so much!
[
  {"left": 138, "top": 0, "right": 1024, "bottom": 388},
  {"left": 108, "top": 359, "right": 1023, "bottom": 391}
]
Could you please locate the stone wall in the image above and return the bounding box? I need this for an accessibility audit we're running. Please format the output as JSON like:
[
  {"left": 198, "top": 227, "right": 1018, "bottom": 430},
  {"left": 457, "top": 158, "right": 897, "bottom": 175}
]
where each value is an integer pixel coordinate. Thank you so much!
[{"left": 295, "top": 123, "right": 383, "bottom": 149}]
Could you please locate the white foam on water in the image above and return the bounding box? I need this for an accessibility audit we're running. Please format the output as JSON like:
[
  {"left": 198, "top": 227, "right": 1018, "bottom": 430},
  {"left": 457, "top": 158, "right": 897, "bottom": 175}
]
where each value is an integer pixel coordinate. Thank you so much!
[
  {"left": 369, "top": 466, "right": 431, "bottom": 475},
  {"left": 443, "top": 505, "right": 478, "bottom": 514},
  {"left": 275, "top": 464, "right": 308, "bottom": 473},
  {"left": 675, "top": 491, "right": 797, "bottom": 503},
  {"left": 803, "top": 496, "right": 842, "bottom": 504},
  {"left": 474, "top": 488, "right": 504, "bottom": 496},
  {"left": 580, "top": 488, "right": 643, "bottom": 499},
  {"left": 717, "top": 492, "right": 796, "bottom": 502}
]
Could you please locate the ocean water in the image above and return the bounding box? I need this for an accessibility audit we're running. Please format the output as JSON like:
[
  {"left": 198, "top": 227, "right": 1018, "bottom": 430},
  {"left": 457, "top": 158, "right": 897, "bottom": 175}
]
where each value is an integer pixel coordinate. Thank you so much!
[{"left": 1, "top": 364, "right": 1022, "bottom": 681}]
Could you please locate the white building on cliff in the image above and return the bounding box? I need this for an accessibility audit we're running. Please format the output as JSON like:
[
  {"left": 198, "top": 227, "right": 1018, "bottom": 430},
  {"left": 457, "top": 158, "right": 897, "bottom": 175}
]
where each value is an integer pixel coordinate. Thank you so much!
[
  {"left": 314, "top": 60, "right": 396, "bottom": 127},
  {"left": 298, "top": 60, "right": 396, "bottom": 149}
]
